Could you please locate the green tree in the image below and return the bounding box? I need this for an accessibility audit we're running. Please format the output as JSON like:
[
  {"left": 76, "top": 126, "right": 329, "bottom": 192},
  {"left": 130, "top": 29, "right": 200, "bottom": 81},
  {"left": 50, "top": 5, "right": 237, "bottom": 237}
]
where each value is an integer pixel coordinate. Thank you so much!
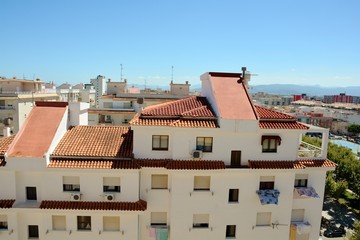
[
  {"left": 350, "top": 220, "right": 360, "bottom": 240},
  {"left": 348, "top": 124, "right": 360, "bottom": 135}
]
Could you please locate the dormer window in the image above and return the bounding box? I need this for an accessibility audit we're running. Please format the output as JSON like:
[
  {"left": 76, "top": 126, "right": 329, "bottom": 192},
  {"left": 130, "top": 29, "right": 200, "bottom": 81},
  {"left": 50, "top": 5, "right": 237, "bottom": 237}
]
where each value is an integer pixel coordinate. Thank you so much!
[{"left": 261, "top": 136, "right": 281, "bottom": 153}]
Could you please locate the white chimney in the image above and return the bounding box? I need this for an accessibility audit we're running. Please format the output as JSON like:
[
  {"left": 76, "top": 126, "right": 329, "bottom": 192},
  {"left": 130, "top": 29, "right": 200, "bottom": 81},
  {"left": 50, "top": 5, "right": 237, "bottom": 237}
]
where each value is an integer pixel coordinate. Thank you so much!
[{"left": 3, "top": 127, "right": 11, "bottom": 137}]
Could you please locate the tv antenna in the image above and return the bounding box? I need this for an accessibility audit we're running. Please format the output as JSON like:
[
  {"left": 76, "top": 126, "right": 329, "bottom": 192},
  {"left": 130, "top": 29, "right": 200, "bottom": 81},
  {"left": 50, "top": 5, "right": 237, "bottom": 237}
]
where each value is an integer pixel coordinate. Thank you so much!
[
  {"left": 120, "top": 64, "right": 123, "bottom": 81},
  {"left": 171, "top": 65, "right": 174, "bottom": 82}
]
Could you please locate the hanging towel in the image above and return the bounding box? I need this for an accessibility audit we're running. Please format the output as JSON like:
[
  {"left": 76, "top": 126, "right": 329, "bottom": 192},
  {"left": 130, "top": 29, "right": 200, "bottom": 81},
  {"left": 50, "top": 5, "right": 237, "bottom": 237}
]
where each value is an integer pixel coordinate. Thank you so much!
[
  {"left": 155, "top": 227, "right": 168, "bottom": 240},
  {"left": 149, "top": 227, "right": 156, "bottom": 238}
]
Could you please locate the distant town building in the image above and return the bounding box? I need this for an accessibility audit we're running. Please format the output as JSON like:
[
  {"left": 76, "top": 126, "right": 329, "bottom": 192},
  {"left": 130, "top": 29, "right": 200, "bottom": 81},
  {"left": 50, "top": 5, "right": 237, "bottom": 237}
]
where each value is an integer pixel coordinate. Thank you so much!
[
  {"left": 90, "top": 75, "right": 107, "bottom": 107},
  {"left": 323, "top": 93, "right": 358, "bottom": 104}
]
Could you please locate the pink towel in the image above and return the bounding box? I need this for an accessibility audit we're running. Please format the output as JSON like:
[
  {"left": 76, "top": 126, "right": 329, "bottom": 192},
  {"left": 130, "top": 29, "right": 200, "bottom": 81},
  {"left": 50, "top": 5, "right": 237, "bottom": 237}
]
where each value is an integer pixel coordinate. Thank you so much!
[{"left": 149, "top": 227, "right": 156, "bottom": 237}]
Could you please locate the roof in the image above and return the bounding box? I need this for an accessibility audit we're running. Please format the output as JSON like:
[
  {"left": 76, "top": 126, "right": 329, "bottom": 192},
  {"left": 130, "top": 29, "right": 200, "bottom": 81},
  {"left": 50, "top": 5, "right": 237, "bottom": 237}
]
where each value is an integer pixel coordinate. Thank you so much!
[
  {"left": 248, "top": 159, "right": 336, "bottom": 169},
  {"left": 52, "top": 126, "right": 133, "bottom": 158},
  {"left": 205, "top": 72, "right": 258, "bottom": 120},
  {"left": 88, "top": 109, "right": 135, "bottom": 114},
  {"left": 49, "top": 159, "right": 140, "bottom": 169},
  {"left": 130, "top": 96, "right": 218, "bottom": 128},
  {"left": 255, "top": 105, "right": 294, "bottom": 119},
  {"left": 48, "top": 159, "right": 226, "bottom": 170},
  {"left": 0, "top": 135, "right": 16, "bottom": 155},
  {"left": 40, "top": 199, "right": 147, "bottom": 211},
  {"left": 255, "top": 105, "right": 309, "bottom": 130},
  {"left": 0, "top": 199, "right": 15, "bottom": 208},
  {"left": 7, "top": 104, "right": 67, "bottom": 157}
]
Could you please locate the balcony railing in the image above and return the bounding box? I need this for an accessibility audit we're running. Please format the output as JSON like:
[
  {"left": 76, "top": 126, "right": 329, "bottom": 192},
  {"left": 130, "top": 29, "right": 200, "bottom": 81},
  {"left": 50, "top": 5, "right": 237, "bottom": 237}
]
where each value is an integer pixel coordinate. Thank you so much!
[
  {"left": 298, "top": 141, "right": 322, "bottom": 158},
  {"left": 0, "top": 106, "right": 15, "bottom": 110}
]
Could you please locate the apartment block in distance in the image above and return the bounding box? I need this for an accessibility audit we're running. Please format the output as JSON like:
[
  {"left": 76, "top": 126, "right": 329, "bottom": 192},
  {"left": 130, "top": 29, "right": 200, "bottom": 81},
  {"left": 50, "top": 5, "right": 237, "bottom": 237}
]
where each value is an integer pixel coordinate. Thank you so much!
[{"left": 0, "top": 72, "right": 335, "bottom": 240}]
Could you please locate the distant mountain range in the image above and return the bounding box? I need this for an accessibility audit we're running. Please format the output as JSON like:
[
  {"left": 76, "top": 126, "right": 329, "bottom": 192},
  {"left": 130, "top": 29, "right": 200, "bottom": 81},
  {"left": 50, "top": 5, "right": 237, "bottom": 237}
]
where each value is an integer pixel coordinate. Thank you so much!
[
  {"left": 249, "top": 84, "right": 360, "bottom": 96},
  {"left": 130, "top": 83, "right": 360, "bottom": 97}
]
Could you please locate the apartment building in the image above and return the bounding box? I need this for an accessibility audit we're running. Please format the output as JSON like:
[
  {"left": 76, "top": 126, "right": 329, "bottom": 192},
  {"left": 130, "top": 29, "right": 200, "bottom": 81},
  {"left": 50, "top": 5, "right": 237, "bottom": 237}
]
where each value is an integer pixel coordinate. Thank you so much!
[
  {"left": 0, "top": 72, "right": 335, "bottom": 240},
  {"left": 0, "top": 77, "right": 59, "bottom": 135}
]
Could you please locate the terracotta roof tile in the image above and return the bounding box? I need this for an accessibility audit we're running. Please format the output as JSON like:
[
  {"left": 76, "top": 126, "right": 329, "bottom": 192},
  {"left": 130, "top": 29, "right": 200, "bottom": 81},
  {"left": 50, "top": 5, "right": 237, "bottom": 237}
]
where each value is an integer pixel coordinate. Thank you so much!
[
  {"left": 135, "top": 159, "right": 169, "bottom": 168},
  {"left": 255, "top": 106, "right": 294, "bottom": 120},
  {"left": 259, "top": 121, "right": 309, "bottom": 130},
  {"left": 166, "top": 160, "right": 225, "bottom": 170},
  {"left": 39, "top": 199, "right": 147, "bottom": 211},
  {"left": 48, "top": 159, "right": 140, "bottom": 169},
  {"left": 0, "top": 135, "right": 16, "bottom": 155},
  {"left": 130, "top": 96, "right": 218, "bottom": 128},
  {"left": 141, "top": 96, "right": 215, "bottom": 117},
  {"left": 0, "top": 199, "right": 15, "bottom": 208},
  {"left": 52, "top": 126, "right": 133, "bottom": 158},
  {"left": 249, "top": 159, "right": 336, "bottom": 169}
]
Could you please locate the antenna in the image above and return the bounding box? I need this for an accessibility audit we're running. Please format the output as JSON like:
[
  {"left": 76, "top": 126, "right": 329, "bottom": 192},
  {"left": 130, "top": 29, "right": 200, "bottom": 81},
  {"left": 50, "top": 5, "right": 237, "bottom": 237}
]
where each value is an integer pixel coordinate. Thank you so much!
[
  {"left": 120, "top": 64, "right": 123, "bottom": 81},
  {"left": 171, "top": 65, "right": 174, "bottom": 82}
]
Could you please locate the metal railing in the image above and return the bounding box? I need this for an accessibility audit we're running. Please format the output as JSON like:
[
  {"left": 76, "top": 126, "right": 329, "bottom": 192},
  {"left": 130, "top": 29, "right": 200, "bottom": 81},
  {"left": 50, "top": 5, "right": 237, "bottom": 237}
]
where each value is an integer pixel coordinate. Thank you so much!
[{"left": 298, "top": 141, "right": 322, "bottom": 158}]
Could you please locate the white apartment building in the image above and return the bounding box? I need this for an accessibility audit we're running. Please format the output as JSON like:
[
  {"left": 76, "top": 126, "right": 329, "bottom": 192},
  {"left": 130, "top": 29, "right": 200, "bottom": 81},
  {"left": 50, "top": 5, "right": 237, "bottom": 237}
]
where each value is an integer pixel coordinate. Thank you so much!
[
  {"left": 90, "top": 75, "right": 107, "bottom": 107},
  {"left": 0, "top": 78, "right": 59, "bottom": 135},
  {"left": 0, "top": 72, "right": 335, "bottom": 240}
]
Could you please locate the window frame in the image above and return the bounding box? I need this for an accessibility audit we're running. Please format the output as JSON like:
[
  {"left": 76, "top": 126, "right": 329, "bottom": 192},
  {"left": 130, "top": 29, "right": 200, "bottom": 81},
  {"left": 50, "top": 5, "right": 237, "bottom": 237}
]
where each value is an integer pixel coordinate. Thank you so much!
[
  {"left": 28, "top": 225, "right": 39, "bottom": 239},
  {"left": 261, "top": 136, "right": 281, "bottom": 153},
  {"left": 26, "top": 186, "right": 37, "bottom": 200},
  {"left": 256, "top": 212, "right": 272, "bottom": 227},
  {"left": 294, "top": 179, "right": 308, "bottom": 187},
  {"left": 226, "top": 225, "right": 236, "bottom": 238},
  {"left": 151, "top": 174, "right": 168, "bottom": 189},
  {"left": 193, "top": 214, "right": 209, "bottom": 228},
  {"left": 228, "top": 189, "right": 239, "bottom": 203},
  {"left": 63, "top": 176, "right": 80, "bottom": 192},
  {"left": 103, "top": 216, "right": 120, "bottom": 231},
  {"left": 103, "top": 177, "right": 121, "bottom": 193},
  {"left": 77, "top": 216, "right": 91, "bottom": 231},
  {"left": 196, "top": 137, "right": 213, "bottom": 152},
  {"left": 152, "top": 135, "right": 169, "bottom": 151},
  {"left": 150, "top": 212, "right": 167, "bottom": 226},
  {"left": 193, "top": 176, "right": 211, "bottom": 191},
  {"left": 52, "top": 215, "right": 66, "bottom": 231}
]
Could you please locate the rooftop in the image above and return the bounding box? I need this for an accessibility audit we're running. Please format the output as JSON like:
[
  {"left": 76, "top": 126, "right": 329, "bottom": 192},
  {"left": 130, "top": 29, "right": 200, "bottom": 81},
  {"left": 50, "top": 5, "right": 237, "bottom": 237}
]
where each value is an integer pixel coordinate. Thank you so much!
[
  {"left": 52, "top": 126, "right": 133, "bottom": 158},
  {"left": 7, "top": 102, "right": 67, "bottom": 157},
  {"left": 248, "top": 159, "right": 336, "bottom": 169}
]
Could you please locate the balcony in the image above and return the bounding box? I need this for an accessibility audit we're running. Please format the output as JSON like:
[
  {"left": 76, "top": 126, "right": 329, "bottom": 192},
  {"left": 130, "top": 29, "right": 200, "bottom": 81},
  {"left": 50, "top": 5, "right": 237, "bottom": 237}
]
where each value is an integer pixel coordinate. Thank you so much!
[
  {"left": 298, "top": 141, "right": 323, "bottom": 158},
  {"left": 0, "top": 106, "right": 15, "bottom": 111}
]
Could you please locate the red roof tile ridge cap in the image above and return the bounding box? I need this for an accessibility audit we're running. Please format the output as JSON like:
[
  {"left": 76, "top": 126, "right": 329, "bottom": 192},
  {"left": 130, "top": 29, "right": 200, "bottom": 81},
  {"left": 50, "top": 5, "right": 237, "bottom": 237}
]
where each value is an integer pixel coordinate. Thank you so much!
[
  {"left": 243, "top": 83, "right": 259, "bottom": 120},
  {"left": 141, "top": 96, "right": 197, "bottom": 112}
]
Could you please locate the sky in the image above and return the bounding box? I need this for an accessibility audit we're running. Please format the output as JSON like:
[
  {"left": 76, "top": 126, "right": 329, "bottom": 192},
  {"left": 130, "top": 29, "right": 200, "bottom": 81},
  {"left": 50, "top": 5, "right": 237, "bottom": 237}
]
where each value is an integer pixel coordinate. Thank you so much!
[{"left": 1, "top": 0, "right": 359, "bottom": 88}]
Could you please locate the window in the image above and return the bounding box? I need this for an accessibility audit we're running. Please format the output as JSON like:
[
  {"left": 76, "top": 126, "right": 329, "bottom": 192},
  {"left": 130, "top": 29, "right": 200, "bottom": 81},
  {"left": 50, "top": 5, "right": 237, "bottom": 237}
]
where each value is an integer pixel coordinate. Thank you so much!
[
  {"left": 259, "top": 176, "right": 275, "bottom": 190},
  {"left": 228, "top": 189, "right": 239, "bottom": 203},
  {"left": 193, "top": 214, "right": 209, "bottom": 228},
  {"left": 261, "top": 136, "right": 281, "bottom": 153},
  {"left": 103, "top": 177, "right": 121, "bottom": 192},
  {"left": 151, "top": 212, "right": 167, "bottom": 226},
  {"left": 26, "top": 187, "right": 37, "bottom": 200},
  {"left": 152, "top": 135, "right": 169, "bottom": 151},
  {"left": 196, "top": 137, "right": 213, "bottom": 152},
  {"left": 291, "top": 209, "right": 305, "bottom": 222},
  {"left": 151, "top": 175, "right": 168, "bottom": 189},
  {"left": 63, "top": 176, "right": 80, "bottom": 192},
  {"left": 103, "top": 216, "right": 120, "bottom": 231},
  {"left": 28, "top": 225, "right": 39, "bottom": 238},
  {"left": 52, "top": 215, "right": 66, "bottom": 231},
  {"left": 194, "top": 176, "right": 210, "bottom": 191},
  {"left": 0, "top": 215, "right": 7, "bottom": 230},
  {"left": 256, "top": 212, "right": 271, "bottom": 226},
  {"left": 226, "top": 225, "right": 236, "bottom": 238},
  {"left": 294, "top": 174, "right": 308, "bottom": 187},
  {"left": 77, "top": 216, "right": 91, "bottom": 231}
]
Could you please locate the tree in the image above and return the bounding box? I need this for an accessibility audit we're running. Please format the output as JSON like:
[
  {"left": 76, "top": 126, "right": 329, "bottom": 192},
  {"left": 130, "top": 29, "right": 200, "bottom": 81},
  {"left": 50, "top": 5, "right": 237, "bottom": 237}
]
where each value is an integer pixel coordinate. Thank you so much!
[
  {"left": 350, "top": 220, "right": 360, "bottom": 240},
  {"left": 348, "top": 124, "right": 360, "bottom": 135}
]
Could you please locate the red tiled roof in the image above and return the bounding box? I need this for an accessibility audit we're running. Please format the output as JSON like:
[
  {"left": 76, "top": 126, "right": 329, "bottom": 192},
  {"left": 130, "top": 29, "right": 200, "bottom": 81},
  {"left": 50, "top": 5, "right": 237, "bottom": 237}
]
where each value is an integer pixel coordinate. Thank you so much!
[
  {"left": 248, "top": 159, "right": 336, "bottom": 169},
  {"left": 166, "top": 160, "right": 225, "bottom": 170},
  {"left": 130, "top": 96, "right": 218, "bottom": 128},
  {"left": 48, "top": 159, "right": 140, "bottom": 169},
  {"left": 52, "top": 126, "right": 133, "bottom": 158},
  {"left": 40, "top": 199, "right": 147, "bottom": 211},
  {"left": 7, "top": 105, "right": 67, "bottom": 157},
  {"left": 0, "top": 199, "right": 15, "bottom": 208},
  {"left": 141, "top": 96, "right": 215, "bottom": 117},
  {"left": 0, "top": 135, "right": 16, "bottom": 155},
  {"left": 206, "top": 72, "right": 258, "bottom": 120},
  {"left": 255, "top": 106, "right": 294, "bottom": 120},
  {"left": 48, "top": 158, "right": 225, "bottom": 170},
  {"left": 131, "top": 116, "right": 218, "bottom": 128},
  {"left": 259, "top": 121, "right": 309, "bottom": 130}
]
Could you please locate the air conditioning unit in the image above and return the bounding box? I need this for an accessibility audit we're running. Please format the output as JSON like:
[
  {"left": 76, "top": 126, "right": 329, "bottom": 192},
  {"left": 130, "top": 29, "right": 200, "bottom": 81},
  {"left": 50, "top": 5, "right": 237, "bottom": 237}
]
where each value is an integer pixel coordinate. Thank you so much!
[
  {"left": 192, "top": 150, "right": 202, "bottom": 159},
  {"left": 104, "top": 194, "right": 115, "bottom": 201},
  {"left": 71, "top": 193, "right": 81, "bottom": 201}
]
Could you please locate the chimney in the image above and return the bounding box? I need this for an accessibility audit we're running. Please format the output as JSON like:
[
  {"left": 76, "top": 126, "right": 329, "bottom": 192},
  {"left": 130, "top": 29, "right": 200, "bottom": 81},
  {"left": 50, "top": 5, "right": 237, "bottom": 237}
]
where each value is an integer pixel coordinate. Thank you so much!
[{"left": 3, "top": 127, "right": 11, "bottom": 137}]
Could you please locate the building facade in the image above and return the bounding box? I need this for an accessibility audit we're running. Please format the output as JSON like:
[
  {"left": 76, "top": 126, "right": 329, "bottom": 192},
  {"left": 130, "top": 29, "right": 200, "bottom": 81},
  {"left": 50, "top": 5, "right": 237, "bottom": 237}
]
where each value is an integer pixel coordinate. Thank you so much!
[{"left": 0, "top": 72, "right": 335, "bottom": 240}]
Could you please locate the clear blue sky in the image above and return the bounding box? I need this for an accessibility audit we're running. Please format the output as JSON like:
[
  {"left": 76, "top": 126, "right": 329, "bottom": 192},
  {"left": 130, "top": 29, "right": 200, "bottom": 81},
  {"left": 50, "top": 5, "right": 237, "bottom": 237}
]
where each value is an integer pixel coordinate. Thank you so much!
[{"left": 1, "top": 0, "right": 359, "bottom": 87}]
